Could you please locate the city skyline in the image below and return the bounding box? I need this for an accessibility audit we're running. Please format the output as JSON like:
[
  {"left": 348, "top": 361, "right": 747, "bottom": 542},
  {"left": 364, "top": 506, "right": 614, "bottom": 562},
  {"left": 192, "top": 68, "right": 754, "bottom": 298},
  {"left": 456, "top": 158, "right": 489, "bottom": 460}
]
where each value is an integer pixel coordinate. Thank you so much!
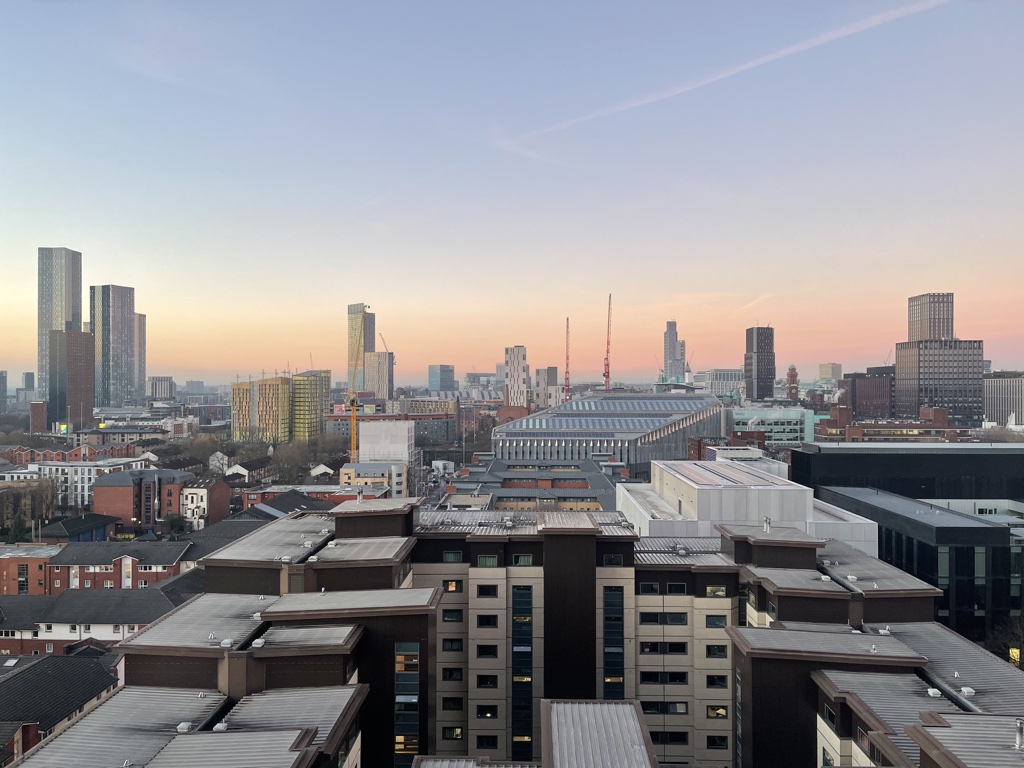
[{"left": 2, "top": 3, "right": 1023, "bottom": 384}]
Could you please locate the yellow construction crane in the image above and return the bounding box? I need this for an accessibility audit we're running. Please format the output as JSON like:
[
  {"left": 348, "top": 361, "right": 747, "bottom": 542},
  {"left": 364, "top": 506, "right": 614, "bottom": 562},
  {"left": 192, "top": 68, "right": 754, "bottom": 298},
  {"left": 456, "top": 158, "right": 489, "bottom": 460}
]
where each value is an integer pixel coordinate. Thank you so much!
[{"left": 349, "top": 306, "right": 369, "bottom": 463}]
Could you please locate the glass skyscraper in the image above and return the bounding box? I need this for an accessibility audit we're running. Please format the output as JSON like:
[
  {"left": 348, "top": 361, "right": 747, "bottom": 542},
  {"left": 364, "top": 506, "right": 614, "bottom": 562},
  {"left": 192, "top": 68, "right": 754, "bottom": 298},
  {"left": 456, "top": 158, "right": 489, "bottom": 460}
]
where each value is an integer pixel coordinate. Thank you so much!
[{"left": 37, "top": 247, "right": 82, "bottom": 398}]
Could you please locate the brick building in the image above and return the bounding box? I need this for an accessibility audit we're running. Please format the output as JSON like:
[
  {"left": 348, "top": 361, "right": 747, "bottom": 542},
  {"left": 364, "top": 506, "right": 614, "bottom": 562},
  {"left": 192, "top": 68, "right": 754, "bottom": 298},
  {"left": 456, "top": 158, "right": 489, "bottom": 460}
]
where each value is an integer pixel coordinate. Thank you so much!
[
  {"left": 91, "top": 469, "right": 195, "bottom": 534},
  {"left": 45, "top": 541, "right": 192, "bottom": 595},
  {"left": 0, "top": 545, "right": 63, "bottom": 596}
]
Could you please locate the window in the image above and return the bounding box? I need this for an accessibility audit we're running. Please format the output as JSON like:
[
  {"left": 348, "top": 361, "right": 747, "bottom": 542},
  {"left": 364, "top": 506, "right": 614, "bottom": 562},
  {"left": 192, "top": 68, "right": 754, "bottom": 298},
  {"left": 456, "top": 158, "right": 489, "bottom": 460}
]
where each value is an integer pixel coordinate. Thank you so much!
[
  {"left": 640, "top": 671, "right": 689, "bottom": 684},
  {"left": 640, "top": 642, "right": 688, "bottom": 655},
  {"left": 442, "top": 609, "right": 463, "bottom": 623},
  {"left": 706, "top": 705, "right": 728, "bottom": 719},
  {"left": 113, "top": 625, "right": 121, "bottom": 632},
  {"left": 822, "top": 747, "right": 835, "bottom": 767},
  {"left": 477, "top": 555, "right": 498, "bottom": 568},
  {"left": 642, "top": 701, "right": 688, "bottom": 715},
  {"left": 650, "top": 731, "right": 689, "bottom": 745},
  {"left": 477, "top": 584, "right": 498, "bottom": 598},
  {"left": 477, "top": 674, "right": 498, "bottom": 688},
  {"left": 477, "top": 614, "right": 499, "bottom": 628},
  {"left": 706, "top": 644, "right": 728, "bottom": 659},
  {"left": 824, "top": 704, "right": 837, "bottom": 730},
  {"left": 83, "top": 624, "right": 91, "bottom": 632},
  {"left": 103, "top": 580, "right": 114, "bottom": 589},
  {"left": 45, "top": 643, "right": 53, "bottom": 653},
  {"left": 477, "top": 705, "right": 498, "bottom": 719},
  {"left": 0, "top": 631, "right": 14, "bottom": 638},
  {"left": 44, "top": 624, "right": 52, "bottom": 632},
  {"left": 706, "top": 675, "right": 728, "bottom": 689},
  {"left": 706, "top": 615, "right": 727, "bottom": 628},
  {"left": 53, "top": 566, "right": 61, "bottom": 572},
  {"left": 83, "top": 580, "right": 91, "bottom": 588},
  {"left": 442, "top": 638, "right": 464, "bottom": 652},
  {"left": 767, "top": 601, "right": 777, "bottom": 618},
  {"left": 477, "top": 734, "right": 498, "bottom": 749},
  {"left": 69, "top": 624, "right": 77, "bottom": 631},
  {"left": 53, "top": 580, "right": 60, "bottom": 588},
  {"left": 138, "top": 580, "right": 148, "bottom": 589},
  {"left": 639, "top": 582, "right": 659, "bottom": 594},
  {"left": 442, "top": 697, "right": 463, "bottom": 711},
  {"left": 707, "top": 735, "right": 728, "bottom": 750},
  {"left": 443, "top": 550, "right": 463, "bottom": 563},
  {"left": 442, "top": 580, "right": 463, "bottom": 593},
  {"left": 442, "top": 727, "right": 464, "bottom": 741},
  {"left": 706, "top": 585, "right": 727, "bottom": 597},
  {"left": 477, "top": 644, "right": 498, "bottom": 659},
  {"left": 441, "top": 668, "right": 463, "bottom": 682},
  {"left": 603, "top": 554, "right": 623, "bottom": 567},
  {"left": 639, "top": 612, "right": 687, "bottom": 625},
  {"left": 128, "top": 625, "right": 136, "bottom": 632},
  {"left": 512, "top": 553, "right": 533, "bottom": 566},
  {"left": 667, "top": 582, "right": 687, "bottom": 595}
]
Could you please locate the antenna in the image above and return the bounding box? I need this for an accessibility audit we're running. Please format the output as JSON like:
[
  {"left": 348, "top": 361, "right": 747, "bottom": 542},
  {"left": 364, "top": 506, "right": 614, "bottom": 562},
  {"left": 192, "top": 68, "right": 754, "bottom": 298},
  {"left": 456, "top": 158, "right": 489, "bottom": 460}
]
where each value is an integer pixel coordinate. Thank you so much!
[
  {"left": 604, "top": 293, "right": 612, "bottom": 393},
  {"left": 564, "top": 317, "right": 571, "bottom": 403}
]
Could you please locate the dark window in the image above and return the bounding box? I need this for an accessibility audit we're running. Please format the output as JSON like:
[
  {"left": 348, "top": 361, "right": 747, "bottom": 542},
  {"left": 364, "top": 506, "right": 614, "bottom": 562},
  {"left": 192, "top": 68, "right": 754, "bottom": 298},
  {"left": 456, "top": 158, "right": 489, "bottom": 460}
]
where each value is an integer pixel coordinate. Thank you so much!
[
  {"left": 477, "top": 674, "right": 498, "bottom": 688},
  {"left": 441, "top": 668, "right": 463, "bottom": 681},
  {"left": 706, "top": 615, "right": 727, "bottom": 628},
  {"left": 650, "top": 731, "right": 689, "bottom": 745},
  {"left": 667, "top": 642, "right": 688, "bottom": 654},
  {"left": 639, "top": 612, "right": 660, "bottom": 624},
  {"left": 477, "top": 614, "right": 499, "bottom": 628},
  {"left": 443, "top": 580, "right": 463, "bottom": 593},
  {"left": 442, "top": 609, "right": 463, "bottom": 623},
  {"left": 642, "top": 701, "right": 688, "bottom": 715},
  {"left": 706, "top": 644, "right": 728, "bottom": 659},
  {"left": 477, "top": 584, "right": 498, "bottom": 598},
  {"left": 707, "top": 735, "right": 728, "bottom": 750},
  {"left": 639, "top": 582, "right": 659, "bottom": 594},
  {"left": 603, "top": 554, "right": 624, "bottom": 567},
  {"left": 442, "top": 551, "right": 462, "bottom": 563},
  {"left": 706, "top": 675, "right": 728, "bottom": 689},
  {"left": 665, "top": 612, "right": 687, "bottom": 625},
  {"left": 667, "top": 671, "right": 688, "bottom": 684},
  {"left": 477, "top": 644, "right": 498, "bottom": 659},
  {"left": 442, "top": 697, "right": 463, "bottom": 711},
  {"left": 442, "top": 727, "right": 463, "bottom": 741},
  {"left": 477, "top": 555, "right": 498, "bottom": 568},
  {"left": 477, "top": 735, "right": 498, "bottom": 750},
  {"left": 667, "top": 582, "right": 687, "bottom": 595},
  {"left": 512, "top": 554, "right": 533, "bottom": 566},
  {"left": 477, "top": 705, "right": 499, "bottom": 719},
  {"left": 442, "top": 638, "right": 463, "bottom": 652},
  {"left": 824, "top": 704, "right": 837, "bottom": 730}
]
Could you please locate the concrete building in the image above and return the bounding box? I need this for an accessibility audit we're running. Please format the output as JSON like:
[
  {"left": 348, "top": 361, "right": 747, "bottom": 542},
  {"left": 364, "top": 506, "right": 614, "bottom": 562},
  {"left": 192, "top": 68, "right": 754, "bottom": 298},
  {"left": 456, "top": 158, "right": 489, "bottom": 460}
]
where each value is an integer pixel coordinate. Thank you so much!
[
  {"left": 743, "top": 327, "right": 775, "bottom": 402},
  {"left": 347, "top": 302, "right": 375, "bottom": 392},
  {"left": 984, "top": 371, "right": 1024, "bottom": 427},
  {"left": 818, "top": 362, "right": 842, "bottom": 381},
  {"left": 47, "top": 329, "right": 95, "bottom": 432},
  {"left": 360, "top": 420, "right": 416, "bottom": 464},
  {"left": 724, "top": 406, "right": 815, "bottom": 448},
  {"left": 291, "top": 369, "right": 331, "bottom": 442},
  {"left": 37, "top": 247, "right": 82, "bottom": 399},
  {"left": 146, "top": 376, "right": 176, "bottom": 400},
  {"left": 230, "top": 376, "right": 292, "bottom": 443},
  {"left": 693, "top": 368, "right": 743, "bottom": 397},
  {"left": 341, "top": 461, "right": 408, "bottom": 497},
  {"left": 663, "top": 321, "right": 686, "bottom": 383},
  {"left": 895, "top": 293, "right": 984, "bottom": 427},
  {"left": 428, "top": 364, "right": 457, "bottom": 392},
  {"left": 838, "top": 365, "right": 895, "bottom": 420},
  {"left": 364, "top": 351, "right": 395, "bottom": 400},
  {"left": 90, "top": 285, "right": 139, "bottom": 407},
  {"left": 532, "top": 366, "right": 561, "bottom": 409},
  {"left": 503, "top": 346, "right": 529, "bottom": 408}
]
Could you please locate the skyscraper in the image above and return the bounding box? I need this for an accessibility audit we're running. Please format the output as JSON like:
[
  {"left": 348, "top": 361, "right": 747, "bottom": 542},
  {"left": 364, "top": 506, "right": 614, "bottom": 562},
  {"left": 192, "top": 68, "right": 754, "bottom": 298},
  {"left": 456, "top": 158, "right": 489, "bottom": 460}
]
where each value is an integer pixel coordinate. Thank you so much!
[
  {"left": 0, "top": 371, "right": 6, "bottom": 414},
  {"left": 504, "top": 346, "right": 529, "bottom": 408},
  {"left": 347, "top": 303, "right": 375, "bottom": 392},
  {"left": 48, "top": 329, "right": 95, "bottom": 430},
  {"left": 230, "top": 376, "right": 292, "bottom": 443},
  {"left": 90, "top": 285, "right": 137, "bottom": 407},
  {"left": 895, "top": 293, "right": 983, "bottom": 427},
  {"left": 37, "top": 247, "right": 82, "bottom": 398},
  {"left": 363, "top": 351, "right": 395, "bottom": 400},
  {"left": 291, "top": 370, "right": 331, "bottom": 442},
  {"left": 134, "top": 313, "right": 147, "bottom": 404},
  {"left": 428, "top": 364, "right": 456, "bottom": 392},
  {"left": 744, "top": 326, "right": 776, "bottom": 401},
  {"left": 663, "top": 321, "right": 686, "bottom": 382},
  {"left": 22, "top": 372, "right": 35, "bottom": 392}
]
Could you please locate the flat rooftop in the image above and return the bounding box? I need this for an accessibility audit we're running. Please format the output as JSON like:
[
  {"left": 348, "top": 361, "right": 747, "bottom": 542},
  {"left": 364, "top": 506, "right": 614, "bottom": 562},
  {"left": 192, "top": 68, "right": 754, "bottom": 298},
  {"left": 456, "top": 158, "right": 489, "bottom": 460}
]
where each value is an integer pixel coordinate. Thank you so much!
[
  {"left": 311, "top": 536, "right": 413, "bottom": 563},
  {"left": 119, "top": 593, "right": 279, "bottom": 652},
  {"left": 327, "top": 497, "right": 422, "bottom": 514},
  {"left": 145, "top": 729, "right": 312, "bottom": 768},
  {"left": 655, "top": 460, "right": 802, "bottom": 489},
  {"left": 819, "top": 540, "right": 942, "bottom": 596},
  {"left": 544, "top": 700, "right": 657, "bottom": 768},
  {"left": 718, "top": 524, "right": 825, "bottom": 546},
  {"left": 823, "top": 487, "right": 1001, "bottom": 529},
  {"left": 202, "top": 514, "right": 335, "bottom": 564},
  {"left": 223, "top": 685, "right": 365, "bottom": 748},
  {"left": 260, "top": 587, "right": 440, "bottom": 620},
  {"left": 727, "top": 626, "right": 926, "bottom": 664},
  {"left": 798, "top": 442, "right": 1024, "bottom": 454},
  {"left": 253, "top": 625, "right": 361, "bottom": 654},
  {"left": 742, "top": 566, "right": 850, "bottom": 595}
]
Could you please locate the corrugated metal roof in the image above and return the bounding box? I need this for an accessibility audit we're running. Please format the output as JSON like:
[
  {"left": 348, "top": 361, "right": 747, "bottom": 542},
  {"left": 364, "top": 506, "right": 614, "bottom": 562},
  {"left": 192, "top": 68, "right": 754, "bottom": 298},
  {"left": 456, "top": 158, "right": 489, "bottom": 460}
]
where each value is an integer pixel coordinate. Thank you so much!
[
  {"left": 17, "top": 686, "right": 226, "bottom": 768},
  {"left": 538, "top": 512, "right": 600, "bottom": 532},
  {"left": 743, "top": 566, "right": 849, "bottom": 593},
  {"left": 313, "top": 536, "right": 410, "bottom": 562},
  {"left": 146, "top": 729, "right": 309, "bottom": 768},
  {"left": 634, "top": 552, "right": 737, "bottom": 568},
  {"left": 262, "top": 588, "right": 436, "bottom": 617},
  {"left": 223, "top": 686, "right": 360, "bottom": 747},
  {"left": 820, "top": 540, "right": 941, "bottom": 594},
  {"left": 120, "top": 593, "right": 279, "bottom": 650},
  {"left": 818, "top": 670, "right": 963, "bottom": 765},
  {"left": 909, "top": 713, "right": 1024, "bottom": 767},
  {"left": 547, "top": 701, "right": 655, "bottom": 768},
  {"left": 202, "top": 514, "right": 335, "bottom": 564},
  {"left": 868, "top": 622, "right": 1024, "bottom": 715},
  {"left": 328, "top": 498, "right": 421, "bottom": 514},
  {"left": 718, "top": 524, "right": 823, "bottom": 544},
  {"left": 655, "top": 460, "right": 800, "bottom": 488},
  {"left": 635, "top": 537, "right": 721, "bottom": 552},
  {"left": 257, "top": 625, "right": 357, "bottom": 649},
  {"left": 731, "top": 627, "right": 925, "bottom": 660}
]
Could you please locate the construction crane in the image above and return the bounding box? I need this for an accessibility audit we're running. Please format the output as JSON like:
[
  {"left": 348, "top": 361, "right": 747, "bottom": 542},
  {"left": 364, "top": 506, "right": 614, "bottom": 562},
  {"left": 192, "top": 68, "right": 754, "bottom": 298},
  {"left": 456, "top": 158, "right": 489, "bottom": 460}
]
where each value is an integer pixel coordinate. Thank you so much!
[
  {"left": 349, "top": 306, "right": 369, "bottom": 463},
  {"left": 379, "top": 333, "right": 395, "bottom": 365},
  {"left": 564, "top": 317, "right": 571, "bottom": 403},
  {"left": 603, "top": 294, "right": 612, "bottom": 393}
]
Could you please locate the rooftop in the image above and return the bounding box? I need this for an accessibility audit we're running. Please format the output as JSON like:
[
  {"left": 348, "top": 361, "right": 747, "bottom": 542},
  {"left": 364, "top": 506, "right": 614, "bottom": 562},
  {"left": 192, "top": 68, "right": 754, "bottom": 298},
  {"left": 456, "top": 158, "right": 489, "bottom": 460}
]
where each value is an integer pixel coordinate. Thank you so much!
[
  {"left": 0, "top": 544, "right": 64, "bottom": 559},
  {"left": 119, "top": 593, "right": 280, "bottom": 652},
  {"left": 742, "top": 566, "right": 850, "bottom": 595},
  {"left": 311, "top": 536, "right": 413, "bottom": 564},
  {"left": 907, "top": 713, "right": 1024, "bottom": 768},
  {"left": 144, "top": 729, "right": 313, "bottom": 768},
  {"left": 822, "top": 487, "right": 1001, "bottom": 530},
  {"left": 655, "top": 460, "right": 801, "bottom": 489},
  {"left": 327, "top": 497, "right": 422, "bottom": 515},
  {"left": 38, "top": 513, "right": 120, "bottom": 538},
  {"left": 0, "top": 589, "right": 180, "bottom": 628},
  {"left": 252, "top": 625, "right": 361, "bottom": 655},
  {"left": 49, "top": 541, "right": 192, "bottom": 566},
  {"left": 0, "top": 656, "right": 117, "bottom": 732},
  {"left": 223, "top": 685, "right": 366, "bottom": 748},
  {"left": 819, "top": 540, "right": 943, "bottom": 596},
  {"left": 727, "top": 626, "right": 927, "bottom": 665},
  {"left": 797, "top": 441, "right": 1024, "bottom": 454},
  {"left": 717, "top": 524, "right": 825, "bottom": 546},
  {"left": 260, "top": 587, "right": 440, "bottom": 621},
  {"left": 201, "top": 514, "right": 335, "bottom": 565},
  {"left": 543, "top": 700, "right": 658, "bottom": 768}
]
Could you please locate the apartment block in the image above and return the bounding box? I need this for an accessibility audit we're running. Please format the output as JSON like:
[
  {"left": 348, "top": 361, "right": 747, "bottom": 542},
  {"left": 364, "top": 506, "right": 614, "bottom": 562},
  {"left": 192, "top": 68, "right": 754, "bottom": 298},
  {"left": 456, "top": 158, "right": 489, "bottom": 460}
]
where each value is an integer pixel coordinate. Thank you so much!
[
  {"left": 230, "top": 376, "right": 292, "bottom": 442},
  {"left": 291, "top": 369, "right": 331, "bottom": 441},
  {"left": 984, "top": 370, "right": 1024, "bottom": 427}
]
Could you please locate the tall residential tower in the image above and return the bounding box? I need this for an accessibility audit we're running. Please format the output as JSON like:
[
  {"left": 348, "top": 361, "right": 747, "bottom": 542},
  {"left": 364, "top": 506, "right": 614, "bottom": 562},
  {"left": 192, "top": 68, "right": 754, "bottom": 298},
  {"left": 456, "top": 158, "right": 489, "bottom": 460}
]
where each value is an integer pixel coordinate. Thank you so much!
[
  {"left": 37, "top": 247, "right": 82, "bottom": 398},
  {"left": 347, "top": 303, "right": 375, "bottom": 392},
  {"left": 744, "top": 326, "right": 776, "bottom": 401},
  {"left": 90, "top": 285, "right": 138, "bottom": 407},
  {"left": 504, "top": 345, "right": 529, "bottom": 408}
]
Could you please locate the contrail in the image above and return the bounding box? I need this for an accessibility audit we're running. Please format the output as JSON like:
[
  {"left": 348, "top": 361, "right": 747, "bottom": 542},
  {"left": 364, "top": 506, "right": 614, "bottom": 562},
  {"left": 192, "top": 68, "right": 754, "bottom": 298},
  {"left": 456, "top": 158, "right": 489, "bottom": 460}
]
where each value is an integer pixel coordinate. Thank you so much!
[{"left": 514, "top": 0, "right": 949, "bottom": 144}]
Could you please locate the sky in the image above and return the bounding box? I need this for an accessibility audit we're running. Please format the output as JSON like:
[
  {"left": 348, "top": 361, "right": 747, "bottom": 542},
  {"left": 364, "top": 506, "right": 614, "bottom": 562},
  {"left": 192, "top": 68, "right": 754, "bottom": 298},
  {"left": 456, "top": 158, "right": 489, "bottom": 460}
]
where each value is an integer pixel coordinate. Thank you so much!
[{"left": 2, "top": 1, "right": 1023, "bottom": 386}]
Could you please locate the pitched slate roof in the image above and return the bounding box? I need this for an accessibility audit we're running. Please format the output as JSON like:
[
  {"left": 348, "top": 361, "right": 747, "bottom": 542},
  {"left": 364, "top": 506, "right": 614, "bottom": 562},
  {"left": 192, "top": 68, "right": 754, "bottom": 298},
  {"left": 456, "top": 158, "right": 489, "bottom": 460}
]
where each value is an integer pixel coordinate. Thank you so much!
[
  {"left": 1, "top": 590, "right": 180, "bottom": 629},
  {"left": 0, "top": 656, "right": 117, "bottom": 731},
  {"left": 178, "top": 519, "right": 270, "bottom": 560},
  {"left": 0, "top": 596, "right": 58, "bottom": 630},
  {"left": 92, "top": 469, "right": 195, "bottom": 487},
  {"left": 49, "top": 541, "right": 191, "bottom": 566},
  {"left": 257, "top": 490, "right": 337, "bottom": 514},
  {"left": 38, "top": 514, "right": 120, "bottom": 538},
  {"left": 154, "top": 567, "right": 206, "bottom": 605}
]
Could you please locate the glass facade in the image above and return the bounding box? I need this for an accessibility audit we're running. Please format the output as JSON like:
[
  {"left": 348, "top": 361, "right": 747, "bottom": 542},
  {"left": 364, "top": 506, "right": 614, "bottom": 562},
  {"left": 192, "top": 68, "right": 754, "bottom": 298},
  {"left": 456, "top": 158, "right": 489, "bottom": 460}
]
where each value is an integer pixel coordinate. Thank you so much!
[
  {"left": 394, "top": 641, "right": 420, "bottom": 766},
  {"left": 511, "top": 584, "right": 533, "bottom": 760}
]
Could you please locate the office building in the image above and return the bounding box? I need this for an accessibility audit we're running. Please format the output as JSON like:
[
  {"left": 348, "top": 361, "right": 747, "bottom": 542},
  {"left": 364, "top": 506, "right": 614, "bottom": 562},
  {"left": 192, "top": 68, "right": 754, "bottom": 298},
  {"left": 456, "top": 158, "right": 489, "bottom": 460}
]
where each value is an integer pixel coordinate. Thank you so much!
[
  {"left": 90, "top": 285, "right": 138, "bottom": 407},
  {"left": 693, "top": 368, "right": 744, "bottom": 397},
  {"left": 663, "top": 321, "right": 686, "bottom": 382},
  {"left": 134, "top": 312, "right": 146, "bottom": 403},
  {"left": 146, "top": 376, "right": 177, "bottom": 400},
  {"left": 743, "top": 327, "right": 775, "bottom": 401},
  {"left": 818, "top": 362, "right": 842, "bottom": 381},
  {"left": 838, "top": 365, "right": 895, "bottom": 419},
  {"left": 364, "top": 351, "right": 395, "bottom": 400},
  {"left": 984, "top": 371, "right": 1024, "bottom": 427},
  {"left": 428, "top": 364, "right": 457, "bottom": 392},
  {"left": 347, "top": 302, "right": 375, "bottom": 392},
  {"left": 895, "top": 293, "right": 984, "bottom": 427},
  {"left": 22, "top": 372, "right": 35, "bottom": 392},
  {"left": 230, "top": 376, "right": 292, "bottom": 443},
  {"left": 291, "top": 369, "right": 331, "bottom": 442},
  {"left": 503, "top": 345, "right": 529, "bottom": 408},
  {"left": 47, "top": 329, "right": 95, "bottom": 431},
  {"left": 37, "top": 247, "right": 83, "bottom": 398},
  {"left": 724, "top": 406, "right": 815, "bottom": 448}
]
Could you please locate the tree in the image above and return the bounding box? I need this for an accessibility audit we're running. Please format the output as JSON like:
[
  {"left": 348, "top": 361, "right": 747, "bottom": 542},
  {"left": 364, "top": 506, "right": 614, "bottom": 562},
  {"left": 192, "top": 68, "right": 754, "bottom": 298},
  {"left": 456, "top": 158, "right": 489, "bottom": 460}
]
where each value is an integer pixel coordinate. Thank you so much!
[
  {"left": 986, "top": 613, "right": 1024, "bottom": 664},
  {"left": 163, "top": 514, "right": 189, "bottom": 536},
  {"left": 6, "top": 514, "right": 30, "bottom": 544},
  {"left": 272, "top": 441, "right": 312, "bottom": 483}
]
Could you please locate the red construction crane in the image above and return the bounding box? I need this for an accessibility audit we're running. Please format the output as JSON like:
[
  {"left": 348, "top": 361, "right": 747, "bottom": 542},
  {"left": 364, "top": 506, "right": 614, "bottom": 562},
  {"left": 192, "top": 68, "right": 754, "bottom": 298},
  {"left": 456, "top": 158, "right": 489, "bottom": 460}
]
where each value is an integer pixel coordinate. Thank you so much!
[
  {"left": 564, "top": 317, "right": 571, "bottom": 403},
  {"left": 603, "top": 294, "right": 612, "bottom": 393}
]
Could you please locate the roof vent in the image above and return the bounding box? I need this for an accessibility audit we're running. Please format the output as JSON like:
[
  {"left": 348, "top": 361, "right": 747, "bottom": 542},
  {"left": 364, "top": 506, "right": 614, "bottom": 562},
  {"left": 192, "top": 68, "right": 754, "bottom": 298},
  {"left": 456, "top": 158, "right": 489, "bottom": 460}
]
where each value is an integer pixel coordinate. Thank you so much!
[
  {"left": 620, "top": 520, "right": 630, "bottom": 528},
  {"left": 821, "top": 575, "right": 832, "bottom": 582},
  {"left": 326, "top": 541, "right": 337, "bottom": 548},
  {"left": 927, "top": 688, "right": 942, "bottom": 698},
  {"left": 220, "top": 638, "right": 233, "bottom": 648},
  {"left": 870, "top": 644, "right": 877, "bottom": 653},
  {"left": 873, "top": 583, "right": 879, "bottom": 589},
  {"left": 251, "top": 613, "right": 261, "bottom": 621},
  {"left": 443, "top": 518, "right": 454, "bottom": 525},
  {"left": 960, "top": 686, "right": 976, "bottom": 697},
  {"left": 176, "top": 722, "right": 192, "bottom": 734},
  {"left": 822, "top": 559, "right": 831, "bottom": 566},
  {"left": 320, "top": 529, "right": 330, "bottom": 534},
  {"left": 1016, "top": 718, "right": 1024, "bottom": 750},
  {"left": 878, "top": 627, "right": 891, "bottom": 635},
  {"left": 505, "top": 521, "right": 514, "bottom": 529},
  {"left": 197, "top": 692, "right": 206, "bottom": 699},
  {"left": 303, "top": 540, "right": 314, "bottom": 548},
  {"left": 308, "top": 555, "right": 319, "bottom": 562},
  {"left": 251, "top": 638, "right": 265, "bottom": 648},
  {"left": 208, "top": 633, "right": 216, "bottom": 640},
  {"left": 847, "top": 575, "right": 858, "bottom": 582},
  {"left": 258, "top": 595, "right": 265, "bottom": 600},
  {"left": 212, "top": 722, "right": 228, "bottom": 732},
  {"left": 281, "top": 556, "right": 291, "bottom": 563}
]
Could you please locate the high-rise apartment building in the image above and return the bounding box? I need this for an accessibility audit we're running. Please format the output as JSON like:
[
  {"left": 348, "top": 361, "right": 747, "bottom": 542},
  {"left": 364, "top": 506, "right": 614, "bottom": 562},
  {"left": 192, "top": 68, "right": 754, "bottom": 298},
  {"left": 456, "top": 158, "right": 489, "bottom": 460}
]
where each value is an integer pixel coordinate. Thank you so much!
[
  {"left": 503, "top": 346, "right": 529, "bottom": 408},
  {"left": 895, "top": 293, "right": 983, "bottom": 427},
  {"left": 743, "top": 326, "right": 775, "bottom": 401},
  {"left": 428, "top": 364, "right": 456, "bottom": 392},
  {"left": 37, "top": 247, "right": 82, "bottom": 398},
  {"left": 231, "top": 376, "right": 292, "bottom": 443},
  {"left": 818, "top": 362, "right": 842, "bottom": 381},
  {"left": 363, "top": 352, "right": 395, "bottom": 400},
  {"left": 47, "top": 329, "right": 95, "bottom": 430},
  {"left": 147, "top": 376, "right": 177, "bottom": 400},
  {"left": 662, "top": 321, "right": 686, "bottom": 382},
  {"left": 0, "top": 371, "right": 6, "bottom": 414},
  {"left": 291, "top": 370, "right": 331, "bottom": 442},
  {"left": 347, "top": 303, "right": 375, "bottom": 392},
  {"left": 22, "top": 372, "right": 35, "bottom": 393},
  {"left": 134, "top": 313, "right": 147, "bottom": 403},
  {"left": 984, "top": 371, "right": 1024, "bottom": 427},
  {"left": 90, "top": 285, "right": 138, "bottom": 407}
]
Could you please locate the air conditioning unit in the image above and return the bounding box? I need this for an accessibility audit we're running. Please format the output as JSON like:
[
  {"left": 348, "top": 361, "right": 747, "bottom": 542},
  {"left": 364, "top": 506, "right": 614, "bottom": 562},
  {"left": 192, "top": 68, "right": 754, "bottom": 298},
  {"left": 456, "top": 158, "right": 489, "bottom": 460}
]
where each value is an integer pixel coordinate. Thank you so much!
[
  {"left": 821, "top": 575, "right": 832, "bottom": 582},
  {"left": 960, "top": 686, "right": 976, "bottom": 697},
  {"left": 927, "top": 688, "right": 942, "bottom": 697}
]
